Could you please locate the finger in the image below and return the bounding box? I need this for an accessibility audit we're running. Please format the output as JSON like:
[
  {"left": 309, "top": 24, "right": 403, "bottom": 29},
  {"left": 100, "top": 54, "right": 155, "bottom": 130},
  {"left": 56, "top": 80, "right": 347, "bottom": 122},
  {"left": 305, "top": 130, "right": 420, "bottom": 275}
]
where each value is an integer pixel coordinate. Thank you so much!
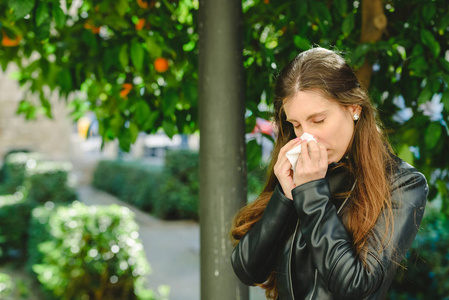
[
  {"left": 308, "top": 140, "right": 320, "bottom": 161},
  {"left": 318, "top": 143, "right": 328, "bottom": 168},
  {"left": 299, "top": 140, "right": 310, "bottom": 160},
  {"left": 279, "top": 137, "right": 302, "bottom": 157}
]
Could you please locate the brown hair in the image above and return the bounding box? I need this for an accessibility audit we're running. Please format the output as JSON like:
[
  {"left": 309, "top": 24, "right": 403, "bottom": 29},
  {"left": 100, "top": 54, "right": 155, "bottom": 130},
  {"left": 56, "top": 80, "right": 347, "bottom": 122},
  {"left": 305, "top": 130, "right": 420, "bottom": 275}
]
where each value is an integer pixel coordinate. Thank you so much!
[{"left": 230, "top": 47, "right": 395, "bottom": 299}]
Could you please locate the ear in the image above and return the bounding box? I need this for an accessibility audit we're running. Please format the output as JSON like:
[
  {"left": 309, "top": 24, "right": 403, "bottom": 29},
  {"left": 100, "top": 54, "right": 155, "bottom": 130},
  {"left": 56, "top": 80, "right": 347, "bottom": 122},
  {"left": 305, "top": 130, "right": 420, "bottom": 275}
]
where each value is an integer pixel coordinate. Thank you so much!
[{"left": 347, "top": 104, "right": 362, "bottom": 115}]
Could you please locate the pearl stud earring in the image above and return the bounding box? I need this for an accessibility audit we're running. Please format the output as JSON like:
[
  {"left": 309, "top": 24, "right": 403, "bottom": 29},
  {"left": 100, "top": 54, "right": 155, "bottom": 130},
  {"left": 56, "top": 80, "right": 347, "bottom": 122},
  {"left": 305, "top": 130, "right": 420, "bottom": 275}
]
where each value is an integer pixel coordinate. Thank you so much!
[{"left": 353, "top": 113, "right": 360, "bottom": 121}]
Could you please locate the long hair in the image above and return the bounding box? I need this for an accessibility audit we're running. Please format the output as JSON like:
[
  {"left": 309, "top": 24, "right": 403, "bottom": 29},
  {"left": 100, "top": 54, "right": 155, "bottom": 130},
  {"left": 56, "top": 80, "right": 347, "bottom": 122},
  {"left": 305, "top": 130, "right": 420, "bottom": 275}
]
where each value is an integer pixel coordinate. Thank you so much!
[{"left": 230, "top": 47, "right": 395, "bottom": 299}]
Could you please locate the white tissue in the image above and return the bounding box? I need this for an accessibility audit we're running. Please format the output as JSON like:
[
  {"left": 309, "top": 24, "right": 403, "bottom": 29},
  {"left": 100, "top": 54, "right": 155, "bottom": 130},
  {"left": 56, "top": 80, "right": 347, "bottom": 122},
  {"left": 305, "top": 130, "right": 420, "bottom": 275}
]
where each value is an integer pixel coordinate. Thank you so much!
[{"left": 286, "top": 133, "right": 317, "bottom": 170}]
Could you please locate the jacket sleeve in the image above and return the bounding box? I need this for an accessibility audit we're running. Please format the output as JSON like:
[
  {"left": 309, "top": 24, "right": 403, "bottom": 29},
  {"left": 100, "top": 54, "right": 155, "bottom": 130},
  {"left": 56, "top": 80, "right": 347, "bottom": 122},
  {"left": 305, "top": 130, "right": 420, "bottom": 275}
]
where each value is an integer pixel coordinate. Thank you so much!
[
  {"left": 231, "top": 185, "right": 297, "bottom": 285},
  {"left": 291, "top": 167, "right": 428, "bottom": 300}
]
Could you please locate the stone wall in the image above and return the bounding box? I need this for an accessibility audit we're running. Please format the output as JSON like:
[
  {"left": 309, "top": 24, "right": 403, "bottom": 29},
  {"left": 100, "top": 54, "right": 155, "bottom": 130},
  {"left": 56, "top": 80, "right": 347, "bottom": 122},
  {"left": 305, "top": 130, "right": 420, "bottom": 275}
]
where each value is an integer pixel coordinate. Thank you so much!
[{"left": 0, "top": 64, "right": 75, "bottom": 161}]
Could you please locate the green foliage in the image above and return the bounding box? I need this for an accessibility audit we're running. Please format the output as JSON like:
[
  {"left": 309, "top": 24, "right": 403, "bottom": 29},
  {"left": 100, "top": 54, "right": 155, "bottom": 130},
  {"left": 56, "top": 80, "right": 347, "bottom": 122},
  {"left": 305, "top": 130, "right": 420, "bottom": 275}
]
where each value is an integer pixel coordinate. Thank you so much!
[
  {"left": 24, "top": 161, "right": 77, "bottom": 204},
  {"left": 156, "top": 149, "right": 199, "bottom": 220},
  {"left": 0, "top": 272, "right": 14, "bottom": 299},
  {"left": 93, "top": 150, "right": 268, "bottom": 220},
  {"left": 0, "top": 194, "right": 36, "bottom": 261},
  {"left": 389, "top": 210, "right": 449, "bottom": 299},
  {"left": 247, "top": 163, "right": 268, "bottom": 201},
  {"left": 29, "top": 201, "right": 151, "bottom": 300},
  {"left": 1, "top": 152, "right": 42, "bottom": 194},
  {"left": 0, "top": 0, "right": 199, "bottom": 151},
  {"left": 93, "top": 160, "right": 163, "bottom": 211},
  {"left": 2, "top": 0, "right": 448, "bottom": 207}
]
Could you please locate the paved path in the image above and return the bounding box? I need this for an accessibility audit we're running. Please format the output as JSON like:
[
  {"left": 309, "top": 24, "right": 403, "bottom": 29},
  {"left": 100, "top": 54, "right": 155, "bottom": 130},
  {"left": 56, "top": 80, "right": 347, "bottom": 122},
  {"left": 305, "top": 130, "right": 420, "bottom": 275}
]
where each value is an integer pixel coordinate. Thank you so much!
[{"left": 77, "top": 185, "right": 265, "bottom": 300}]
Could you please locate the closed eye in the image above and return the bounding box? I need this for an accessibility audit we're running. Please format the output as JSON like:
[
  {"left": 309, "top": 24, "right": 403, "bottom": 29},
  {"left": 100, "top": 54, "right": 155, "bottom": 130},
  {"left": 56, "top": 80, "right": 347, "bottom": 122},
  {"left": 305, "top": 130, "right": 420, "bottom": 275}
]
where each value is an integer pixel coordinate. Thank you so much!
[{"left": 313, "top": 119, "right": 325, "bottom": 124}]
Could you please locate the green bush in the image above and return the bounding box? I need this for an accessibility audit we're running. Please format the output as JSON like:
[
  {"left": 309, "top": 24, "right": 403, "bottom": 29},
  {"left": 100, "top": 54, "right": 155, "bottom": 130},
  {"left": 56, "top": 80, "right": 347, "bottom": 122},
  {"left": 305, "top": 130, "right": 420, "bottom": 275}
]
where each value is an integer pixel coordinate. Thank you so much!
[
  {"left": 93, "top": 150, "right": 269, "bottom": 220},
  {"left": 0, "top": 194, "right": 36, "bottom": 261},
  {"left": 1, "top": 152, "right": 42, "bottom": 194},
  {"left": 155, "top": 150, "right": 199, "bottom": 220},
  {"left": 248, "top": 163, "right": 268, "bottom": 198},
  {"left": 29, "top": 201, "right": 151, "bottom": 300},
  {"left": 0, "top": 272, "right": 14, "bottom": 299},
  {"left": 389, "top": 210, "right": 449, "bottom": 299},
  {"left": 25, "top": 161, "right": 77, "bottom": 204},
  {"left": 93, "top": 160, "right": 163, "bottom": 211}
]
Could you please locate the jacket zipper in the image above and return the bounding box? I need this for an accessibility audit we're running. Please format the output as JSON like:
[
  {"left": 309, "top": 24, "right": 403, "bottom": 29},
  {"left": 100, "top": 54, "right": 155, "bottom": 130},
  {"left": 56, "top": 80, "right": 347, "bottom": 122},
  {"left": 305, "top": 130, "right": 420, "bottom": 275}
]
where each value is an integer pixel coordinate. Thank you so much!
[{"left": 289, "top": 220, "right": 300, "bottom": 300}]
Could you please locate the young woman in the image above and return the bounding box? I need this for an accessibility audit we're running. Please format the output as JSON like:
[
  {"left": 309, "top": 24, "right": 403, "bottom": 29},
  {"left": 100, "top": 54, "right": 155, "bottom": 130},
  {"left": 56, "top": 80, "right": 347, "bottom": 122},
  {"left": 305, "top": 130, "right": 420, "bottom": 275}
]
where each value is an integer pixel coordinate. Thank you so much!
[{"left": 230, "top": 47, "right": 428, "bottom": 300}]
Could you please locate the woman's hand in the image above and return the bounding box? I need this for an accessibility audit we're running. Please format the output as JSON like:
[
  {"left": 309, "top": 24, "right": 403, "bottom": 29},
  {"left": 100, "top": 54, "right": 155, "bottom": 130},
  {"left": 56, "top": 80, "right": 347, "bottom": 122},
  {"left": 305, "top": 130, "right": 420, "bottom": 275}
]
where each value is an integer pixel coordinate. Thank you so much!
[
  {"left": 293, "top": 140, "right": 328, "bottom": 187},
  {"left": 274, "top": 137, "right": 302, "bottom": 200}
]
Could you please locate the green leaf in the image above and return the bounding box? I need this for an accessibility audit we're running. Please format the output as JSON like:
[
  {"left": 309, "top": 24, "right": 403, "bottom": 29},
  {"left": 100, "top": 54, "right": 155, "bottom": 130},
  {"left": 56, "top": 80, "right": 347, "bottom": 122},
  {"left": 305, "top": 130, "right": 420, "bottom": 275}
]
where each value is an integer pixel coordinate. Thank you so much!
[
  {"left": 342, "top": 13, "right": 355, "bottom": 37},
  {"left": 293, "top": 35, "right": 310, "bottom": 50},
  {"left": 36, "top": 3, "right": 50, "bottom": 27},
  {"left": 398, "top": 144, "right": 414, "bottom": 165},
  {"left": 439, "top": 12, "right": 449, "bottom": 33},
  {"left": 39, "top": 93, "right": 53, "bottom": 119},
  {"left": 9, "top": 0, "right": 35, "bottom": 20},
  {"left": 246, "top": 139, "right": 262, "bottom": 171},
  {"left": 439, "top": 58, "right": 449, "bottom": 74},
  {"left": 35, "top": 17, "right": 51, "bottom": 40},
  {"left": 420, "top": 29, "right": 440, "bottom": 58},
  {"left": 134, "top": 101, "right": 151, "bottom": 126},
  {"left": 145, "top": 36, "right": 163, "bottom": 59},
  {"left": 57, "top": 68, "right": 72, "bottom": 93},
  {"left": 295, "top": 0, "right": 308, "bottom": 18},
  {"left": 350, "top": 44, "right": 370, "bottom": 67},
  {"left": 52, "top": 4, "right": 66, "bottom": 28},
  {"left": 417, "top": 86, "right": 433, "bottom": 104},
  {"left": 115, "top": 0, "right": 129, "bottom": 17},
  {"left": 425, "top": 122, "right": 442, "bottom": 149},
  {"left": 129, "top": 122, "right": 139, "bottom": 143},
  {"left": 163, "top": 120, "right": 176, "bottom": 138},
  {"left": 310, "top": 2, "right": 332, "bottom": 33},
  {"left": 421, "top": 3, "right": 436, "bottom": 22},
  {"left": 163, "top": 89, "right": 178, "bottom": 116},
  {"left": 442, "top": 90, "right": 449, "bottom": 114},
  {"left": 119, "top": 44, "right": 129, "bottom": 69},
  {"left": 130, "top": 41, "right": 144, "bottom": 71},
  {"left": 408, "top": 56, "right": 428, "bottom": 76},
  {"left": 334, "top": 0, "right": 347, "bottom": 17},
  {"left": 110, "top": 114, "right": 124, "bottom": 136},
  {"left": 143, "top": 111, "right": 160, "bottom": 132}
]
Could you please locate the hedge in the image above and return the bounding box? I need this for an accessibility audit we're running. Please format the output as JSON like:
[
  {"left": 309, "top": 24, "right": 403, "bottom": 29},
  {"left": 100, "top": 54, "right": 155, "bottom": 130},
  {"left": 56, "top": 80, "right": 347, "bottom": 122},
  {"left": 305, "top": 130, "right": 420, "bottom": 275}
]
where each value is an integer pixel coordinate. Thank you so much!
[
  {"left": 1, "top": 152, "right": 42, "bottom": 194},
  {"left": 29, "top": 201, "right": 152, "bottom": 300},
  {"left": 93, "top": 149, "right": 267, "bottom": 220},
  {"left": 93, "top": 160, "right": 163, "bottom": 212},
  {"left": 389, "top": 210, "right": 449, "bottom": 299},
  {"left": 0, "top": 194, "right": 35, "bottom": 261},
  {"left": 154, "top": 150, "right": 199, "bottom": 220},
  {"left": 0, "top": 272, "right": 14, "bottom": 299},
  {"left": 24, "top": 161, "right": 77, "bottom": 204},
  {"left": 0, "top": 158, "right": 76, "bottom": 261}
]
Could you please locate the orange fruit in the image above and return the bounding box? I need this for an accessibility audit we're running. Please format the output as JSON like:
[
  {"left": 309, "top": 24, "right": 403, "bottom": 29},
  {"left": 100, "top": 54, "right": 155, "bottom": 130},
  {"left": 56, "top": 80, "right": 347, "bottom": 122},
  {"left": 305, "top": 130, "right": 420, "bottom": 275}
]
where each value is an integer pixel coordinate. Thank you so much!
[
  {"left": 1, "top": 30, "right": 21, "bottom": 47},
  {"left": 137, "top": 0, "right": 149, "bottom": 8},
  {"left": 120, "top": 83, "right": 133, "bottom": 99},
  {"left": 84, "top": 20, "right": 101, "bottom": 34},
  {"left": 264, "top": 0, "right": 269, "bottom": 3},
  {"left": 135, "top": 18, "right": 145, "bottom": 31},
  {"left": 154, "top": 57, "right": 169, "bottom": 73}
]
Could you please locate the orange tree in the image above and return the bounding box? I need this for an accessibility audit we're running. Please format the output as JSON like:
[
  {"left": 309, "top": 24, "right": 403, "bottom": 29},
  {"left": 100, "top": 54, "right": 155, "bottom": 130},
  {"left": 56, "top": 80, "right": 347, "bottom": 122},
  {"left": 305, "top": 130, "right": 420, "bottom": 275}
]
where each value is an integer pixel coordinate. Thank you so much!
[
  {"left": 0, "top": 0, "right": 199, "bottom": 151},
  {"left": 1, "top": 0, "right": 449, "bottom": 211}
]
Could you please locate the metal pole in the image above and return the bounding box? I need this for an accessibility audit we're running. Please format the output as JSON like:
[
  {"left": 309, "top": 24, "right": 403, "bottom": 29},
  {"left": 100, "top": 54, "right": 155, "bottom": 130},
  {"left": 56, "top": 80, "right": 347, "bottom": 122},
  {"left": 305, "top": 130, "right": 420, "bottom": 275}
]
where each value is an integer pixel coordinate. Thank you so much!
[{"left": 198, "top": 0, "right": 249, "bottom": 299}]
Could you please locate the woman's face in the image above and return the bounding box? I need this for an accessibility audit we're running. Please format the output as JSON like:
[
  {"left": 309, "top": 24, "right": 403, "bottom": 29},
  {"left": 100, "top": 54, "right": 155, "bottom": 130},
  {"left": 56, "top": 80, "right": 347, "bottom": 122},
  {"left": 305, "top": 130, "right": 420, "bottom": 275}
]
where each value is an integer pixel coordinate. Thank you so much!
[{"left": 283, "top": 89, "right": 360, "bottom": 164}]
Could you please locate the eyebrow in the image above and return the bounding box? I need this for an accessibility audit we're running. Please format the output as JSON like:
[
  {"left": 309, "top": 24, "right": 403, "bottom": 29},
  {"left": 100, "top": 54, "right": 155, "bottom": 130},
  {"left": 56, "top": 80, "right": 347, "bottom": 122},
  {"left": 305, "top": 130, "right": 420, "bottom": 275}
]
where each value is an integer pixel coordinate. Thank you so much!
[{"left": 286, "top": 110, "right": 328, "bottom": 123}]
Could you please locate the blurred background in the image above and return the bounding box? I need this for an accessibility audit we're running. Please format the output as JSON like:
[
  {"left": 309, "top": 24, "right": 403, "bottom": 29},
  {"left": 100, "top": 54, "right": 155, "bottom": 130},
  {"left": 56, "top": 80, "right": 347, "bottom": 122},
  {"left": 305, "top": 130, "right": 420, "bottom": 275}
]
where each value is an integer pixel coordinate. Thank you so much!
[{"left": 0, "top": 0, "right": 448, "bottom": 299}]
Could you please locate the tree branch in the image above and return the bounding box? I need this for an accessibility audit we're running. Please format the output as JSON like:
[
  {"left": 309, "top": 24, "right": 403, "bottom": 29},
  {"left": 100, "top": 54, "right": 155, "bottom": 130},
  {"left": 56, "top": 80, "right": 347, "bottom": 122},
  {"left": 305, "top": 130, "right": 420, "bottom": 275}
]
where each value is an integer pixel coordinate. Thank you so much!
[{"left": 356, "top": 0, "right": 387, "bottom": 89}]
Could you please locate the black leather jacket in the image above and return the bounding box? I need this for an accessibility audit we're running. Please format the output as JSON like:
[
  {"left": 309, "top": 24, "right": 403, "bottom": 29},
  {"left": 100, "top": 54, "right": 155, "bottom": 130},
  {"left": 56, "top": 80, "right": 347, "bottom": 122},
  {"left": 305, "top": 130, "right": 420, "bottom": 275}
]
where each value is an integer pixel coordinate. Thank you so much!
[{"left": 231, "top": 158, "right": 428, "bottom": 299}]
